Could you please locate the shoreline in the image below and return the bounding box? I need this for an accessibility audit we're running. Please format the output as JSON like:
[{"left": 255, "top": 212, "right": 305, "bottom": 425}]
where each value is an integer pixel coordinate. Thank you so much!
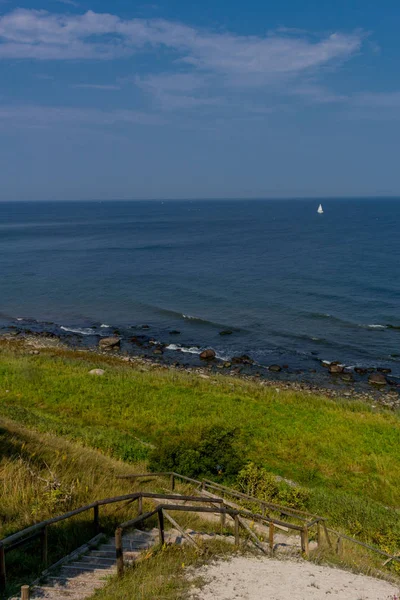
[{"left": 1, "top": 328, "right": 399, "bottom": 410}]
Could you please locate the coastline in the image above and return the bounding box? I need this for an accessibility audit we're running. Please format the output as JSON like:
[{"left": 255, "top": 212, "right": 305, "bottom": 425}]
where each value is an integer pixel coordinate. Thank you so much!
[{"left": 1, "top": 326, "right": 399, "bottom": 410}]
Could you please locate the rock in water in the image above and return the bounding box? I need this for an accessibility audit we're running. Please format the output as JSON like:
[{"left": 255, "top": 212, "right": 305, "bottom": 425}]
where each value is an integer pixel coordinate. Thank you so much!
[
  {"left": 99, "top": 337, "right": 120, "bottom": 350},
  {"left": 231, "top": 354, "right": 253, "bottom": 364},
  {"left": 89, "top": 369, "right": 105, "bottom": 376},
  {"left": 219, "top": 330, "right": 233, "bottom": 336},
  {"left": 169, "top": 330, "right": 181, "bottom": 335},
  {"left": 269, "top": 364, "right": 282, "bottom": 372},
  {"left": 354, "top": 367, "right": 368, "bottom": 375},
  {"left": 329, "top": 363, "right": 344, "bottom": 374},
  {"left": 200, "top": 349, "right": 216, "bottom": 360},
  {"left": 368, "top": 372, "right": 387, "bottom": 386}
]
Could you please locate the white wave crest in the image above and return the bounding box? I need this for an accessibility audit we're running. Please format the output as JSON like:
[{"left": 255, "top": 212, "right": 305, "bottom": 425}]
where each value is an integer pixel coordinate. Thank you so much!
[
  {"left": 166, "top": 344, "right": 229, "bottom": 361},
  {"left": 166, "top": 344, "right": 201, "bottom": 354},
  {"left": 60, "top": 326, "right": 96, "bottom": 336},
  {"left": 100, "top": 324, "right": 110, "bottom": 328},
  {"left": 368, "top": 324, "right": 387, "bottom": 329}
]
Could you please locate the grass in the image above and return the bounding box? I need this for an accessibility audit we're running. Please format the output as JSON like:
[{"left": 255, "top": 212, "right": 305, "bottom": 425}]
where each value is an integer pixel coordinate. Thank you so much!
[
  {"left": 0, "top": 418, "right": 153, "bottom": 596},
  {"left": 89, "top": 539, "right": 239, "bottom": 600},
  {"left": 0, "top": 339, "right": 399, "bottom": 573}
]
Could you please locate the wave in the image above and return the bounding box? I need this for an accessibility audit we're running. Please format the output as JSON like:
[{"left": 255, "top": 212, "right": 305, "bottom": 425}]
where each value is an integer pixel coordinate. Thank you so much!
[
  {"left": 166, "top": 344, "right": 201, "bottom": 355},
  {"left": 60, "top": 326, "right": 97, "bottom": 336},
  {"left": 100, "top": 324, "right": 110, "bottom": 328},
  {"left": 165, "top": 343, "right": 229, "bottom": 361},
  {"left": 144, "top": 304, "right": 237, "bottom": 330},
  {"left": 310, "top": 313, "right": 396, "bottom": 331}
]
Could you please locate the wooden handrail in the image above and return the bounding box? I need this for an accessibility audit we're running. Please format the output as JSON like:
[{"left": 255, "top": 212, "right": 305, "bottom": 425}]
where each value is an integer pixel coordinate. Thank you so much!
[
  {"left": 0, "top": 491, "right": 224, "bottom": 593},
  {"left": 326, "top": 528, "right": 400, "bottom": 565}
]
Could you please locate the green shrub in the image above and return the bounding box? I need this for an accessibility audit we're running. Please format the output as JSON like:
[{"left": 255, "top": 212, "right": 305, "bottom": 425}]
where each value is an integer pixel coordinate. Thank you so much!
[
  {"left": 148, "top": 425, "right": 244, "bottom": 480},
  {"left": 236, "top": 462, "right": 309, "bottom": 509}
]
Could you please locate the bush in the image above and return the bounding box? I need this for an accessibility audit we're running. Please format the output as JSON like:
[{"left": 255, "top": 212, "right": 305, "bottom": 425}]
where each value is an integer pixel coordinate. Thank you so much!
[
  {"left": 148, "top": 425, "right": 244, "bottom": 480},
  {"left": 236, "top": 462, "right": 309, "bottom": 509}
]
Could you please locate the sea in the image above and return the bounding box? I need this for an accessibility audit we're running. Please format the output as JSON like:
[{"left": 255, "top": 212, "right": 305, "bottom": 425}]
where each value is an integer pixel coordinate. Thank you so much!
[{"left": 1, "top": 199, "right": 399, "bottom": 384}]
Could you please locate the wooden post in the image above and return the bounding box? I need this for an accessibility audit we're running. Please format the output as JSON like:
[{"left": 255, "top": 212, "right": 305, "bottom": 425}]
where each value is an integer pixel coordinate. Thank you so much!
[
  {"left": 138, "top": 496, "right": 143, "bottom": 517},
  {"left": 21, "top": 585, "right": 30, "bottom": 600},
  {"left": 220, "top": 509, "right": 226, "bottom": 530},
  {"left": 322, "top": 522, "right": 332, "bottom": 548},
  {"left": 170, "top": 474, "right": 175, "bottom": 491},
  {"left": 41, "top": 526, "right": 48, "bottom": 568},
  {"left": 234, "top": 514, "right": 240, "bottom": 546},
  {"left": 115, "top": 528, "right": 124, "bottom": 577},
  {"left": 269, "top": 522, "right": 274, "bottom": 554},
  {"left": 158, "top": 509, "right": 165, "bottom": 545},
  {"left": 261, "top": 503, "right": 266, "bottom": 518},
  {"left": 316, "top": 521, "right": 321, "bottom": 548},
  {"left": 336, "top": 535, "right": 343, "bottom": 556},
  {"left": 0, "top": 545, "right": 6, "bottom": 593},
  {"left": 301, "top": 527, "right": 309, "bottom": 558},
  {"left": 93, "top": 504, "right": 100, "bottom": 534}
]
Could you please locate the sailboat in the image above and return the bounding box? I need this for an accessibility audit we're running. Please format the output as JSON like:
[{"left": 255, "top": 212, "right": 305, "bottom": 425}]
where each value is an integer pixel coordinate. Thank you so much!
[{"left": 317, "top": 203, "right": 324, "bottom": 214}]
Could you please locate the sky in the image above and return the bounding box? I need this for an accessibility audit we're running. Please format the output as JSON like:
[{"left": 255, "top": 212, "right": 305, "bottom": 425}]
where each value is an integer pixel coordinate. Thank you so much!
[{"left": 1, "top": 0, "right": 400, "bottom": 200}]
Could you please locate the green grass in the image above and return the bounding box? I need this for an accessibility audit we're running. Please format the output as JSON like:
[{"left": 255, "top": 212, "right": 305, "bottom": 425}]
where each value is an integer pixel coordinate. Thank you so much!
[{"left": 0, "top": 340, "right": 399, "bottom": 559}]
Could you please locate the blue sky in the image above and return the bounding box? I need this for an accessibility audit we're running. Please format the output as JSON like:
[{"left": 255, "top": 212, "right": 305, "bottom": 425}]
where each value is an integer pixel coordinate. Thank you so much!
[{"left": 1, "top": 0, "right": 400, "bottom": 200}]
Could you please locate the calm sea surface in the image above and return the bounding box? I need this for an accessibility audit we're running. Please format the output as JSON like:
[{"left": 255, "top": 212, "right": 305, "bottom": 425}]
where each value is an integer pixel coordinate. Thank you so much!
[{"left": 1, "top": 199, "right": 400, "bottom": 377}]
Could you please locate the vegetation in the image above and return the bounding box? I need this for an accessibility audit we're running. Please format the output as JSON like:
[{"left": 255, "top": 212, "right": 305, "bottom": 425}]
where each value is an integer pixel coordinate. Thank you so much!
[
  {"left": 149, "top": 425, "right": 244, "bottom": 481},
  {"left": 90, "top": 539, "right": 237, "bottom": 600},
  {"left": 0, "top": 338, "right": 399, "bottom": 581},
  {"left": 0, "top": 418, "right": 151, "bottom": 595}
]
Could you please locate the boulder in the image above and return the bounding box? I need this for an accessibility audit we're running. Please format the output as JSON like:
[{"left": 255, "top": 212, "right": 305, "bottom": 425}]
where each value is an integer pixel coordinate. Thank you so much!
[
  {"left": 377, "top": 367, "right": 392, "bottom": 374},
  {"left": 340, "top": 372, "right": 353, "bottom": 382},
  {"left": 89, "top": 369, "right": 105, "bottom": 376},
  {"left": 329, "top": 363, "right": 344, "bottom": 374},
  {"left": 200, "top": 349, "right": 216, "bottom": 360},
  {"left": 368, "top": 372, "right": 387, "bottom": 386},
  {"left": 99, "top": 336, "right": 120, "bottom": 350},
  {"left": 269, "top": 364, "right": 282, "bottom": 372},
  {"left": 153, "top": 347, "right": 163, "bottom": 355},
  {"left": 223, "top": 362, "right": 232, "bottom": 368},
  {"left": 354, "top": 367, "right": 368, "bottom": 375},
  {"left": 231, "top": 354, "right": 253, "bottom": 365},
  {"left": 219, "top": 330, "right": 233, "bottom": 336}
]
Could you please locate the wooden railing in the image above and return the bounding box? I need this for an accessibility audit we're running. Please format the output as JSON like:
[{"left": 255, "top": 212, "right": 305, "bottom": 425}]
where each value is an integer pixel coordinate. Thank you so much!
[
  {"left": 118, "top": 471, "right": 400, "bottom": 570},
  {"left": 0, "top": 491, "right": 222, "bottom": 596},
  {"left": 2, "top": 472, "right": 399, "bottom": 596}
]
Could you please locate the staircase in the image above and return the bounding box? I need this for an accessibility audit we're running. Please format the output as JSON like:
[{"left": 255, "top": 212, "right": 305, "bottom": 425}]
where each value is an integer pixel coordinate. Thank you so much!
[{"left": 10, "top": 529, "right": 159, "bottom": 600}]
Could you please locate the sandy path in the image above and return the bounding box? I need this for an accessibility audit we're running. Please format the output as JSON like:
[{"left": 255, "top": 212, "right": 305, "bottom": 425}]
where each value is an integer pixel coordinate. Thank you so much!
[{"left": 189, "top": 556, "right": 399, "bottom": 600}]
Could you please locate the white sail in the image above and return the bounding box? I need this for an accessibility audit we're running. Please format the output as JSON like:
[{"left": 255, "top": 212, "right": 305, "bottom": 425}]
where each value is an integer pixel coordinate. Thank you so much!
[{"left": 317, "top": 204, "right": 324, "bottom": 214}]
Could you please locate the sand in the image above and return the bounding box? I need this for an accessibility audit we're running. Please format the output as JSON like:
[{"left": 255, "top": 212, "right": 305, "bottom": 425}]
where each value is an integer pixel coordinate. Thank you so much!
[{"left": 189, "top": 556, "right": 399, "bottom": 600}]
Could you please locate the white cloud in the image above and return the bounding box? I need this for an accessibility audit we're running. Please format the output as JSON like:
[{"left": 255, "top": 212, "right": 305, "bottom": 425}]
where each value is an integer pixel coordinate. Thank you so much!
[{"left": 0, "top": 8, "right": 363, "bottom": 79}]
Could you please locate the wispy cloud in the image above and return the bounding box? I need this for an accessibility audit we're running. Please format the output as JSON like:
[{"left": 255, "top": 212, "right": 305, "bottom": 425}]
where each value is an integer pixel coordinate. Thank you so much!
[
  {"left": 0, "top": 105, "right": 164, "bottom": 126},
  {"left": 71, "top": 83, "right": 121, "bottom": 90},
  {"left": 0, "top": 8, "right": 369, "bottom": 120},
  {"left": 0, "top": 8, "right": 363, "bottom": 75},
  {"left": 54, "top": 0, "right": 80, "bottom": 7}
]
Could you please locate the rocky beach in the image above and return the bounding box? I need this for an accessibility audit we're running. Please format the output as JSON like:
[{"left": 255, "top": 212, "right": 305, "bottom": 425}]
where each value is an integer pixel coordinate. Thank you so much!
[{"left": 2, "top": 317, "right": 399, "bottom": 411}]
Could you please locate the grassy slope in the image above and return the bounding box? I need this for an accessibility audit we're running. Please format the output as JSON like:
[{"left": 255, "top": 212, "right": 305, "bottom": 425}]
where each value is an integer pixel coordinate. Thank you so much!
[{"left": 0, "top": 341, "right": 399, "bottom": 549}]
